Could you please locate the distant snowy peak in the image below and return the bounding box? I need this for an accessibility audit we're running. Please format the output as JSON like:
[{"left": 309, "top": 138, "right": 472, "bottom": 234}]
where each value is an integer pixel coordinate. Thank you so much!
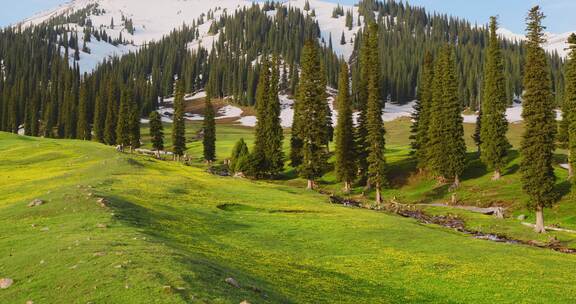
[{"left": 498, "top": 28, "right": 574, "bottom": 58}]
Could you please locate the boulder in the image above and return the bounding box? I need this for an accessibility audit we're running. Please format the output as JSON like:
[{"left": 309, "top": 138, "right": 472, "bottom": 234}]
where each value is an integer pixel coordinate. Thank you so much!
[
  {"left": 225, "top": 277, "right": 240, "bottom": 288},
  {"left": 97, "top": 198, "right": 108, "bottom": 207},
  {"left": 28, "top": 199, "right": 45, "bottom": 207},
  {"left": 0, "top": 278, "right": 14, "bottom": 289},
  {"left": 517, "top": 214, "right": 527, "bottom": 221},
  {"left": 493, "top": 207, "right": 505, "bottom": 219}
]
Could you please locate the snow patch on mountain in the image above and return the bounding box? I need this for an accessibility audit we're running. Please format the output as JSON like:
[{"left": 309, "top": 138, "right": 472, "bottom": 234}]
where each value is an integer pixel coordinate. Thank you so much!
[
  {"left": 18, "top": 0, "right": 362, "bottom": 73},
  {"left": 498, "top": 28, "right": 574, "bottom": 57}
]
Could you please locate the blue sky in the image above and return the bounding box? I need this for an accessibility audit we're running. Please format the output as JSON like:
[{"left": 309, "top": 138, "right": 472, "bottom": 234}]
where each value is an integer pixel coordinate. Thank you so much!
[{"left": 0, "top": 0, "right": 573, "bottom": 33}]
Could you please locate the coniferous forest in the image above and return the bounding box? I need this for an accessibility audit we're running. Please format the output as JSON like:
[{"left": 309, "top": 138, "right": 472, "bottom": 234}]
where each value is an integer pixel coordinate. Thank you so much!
[{"left": 0, "top": 0, "right": 566, "bottom": 140}]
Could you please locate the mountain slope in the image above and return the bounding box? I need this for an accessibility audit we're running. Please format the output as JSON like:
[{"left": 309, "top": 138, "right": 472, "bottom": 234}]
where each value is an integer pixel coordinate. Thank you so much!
[{"left": 18, "top": 0, "right": 361, "bottom": 73}]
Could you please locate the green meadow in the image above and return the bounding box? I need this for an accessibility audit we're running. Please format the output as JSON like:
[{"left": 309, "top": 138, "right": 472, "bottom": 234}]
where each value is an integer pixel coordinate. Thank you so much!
[{"left": 1, "top": 119, "right": 576, "bottom": 303}]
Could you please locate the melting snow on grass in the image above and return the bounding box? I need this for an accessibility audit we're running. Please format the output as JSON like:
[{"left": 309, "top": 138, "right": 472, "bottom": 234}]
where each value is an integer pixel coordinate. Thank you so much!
[{"left": 237, "top": 95, "right": 417, "bottom": 128}]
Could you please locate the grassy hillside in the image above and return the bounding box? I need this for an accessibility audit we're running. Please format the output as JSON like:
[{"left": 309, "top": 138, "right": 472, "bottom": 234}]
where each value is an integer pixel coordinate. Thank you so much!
[{"left": 2, "top": 131, "right": 576, "bottom": 303}]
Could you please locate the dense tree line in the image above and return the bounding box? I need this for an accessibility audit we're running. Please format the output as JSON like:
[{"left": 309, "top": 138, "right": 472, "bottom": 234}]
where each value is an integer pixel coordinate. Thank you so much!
[
  {"left": 0, "top": 0, "right": 568, "bottom": 144},
  {"left": 350, "top": 0, "right": 565, "bottom": 107}
]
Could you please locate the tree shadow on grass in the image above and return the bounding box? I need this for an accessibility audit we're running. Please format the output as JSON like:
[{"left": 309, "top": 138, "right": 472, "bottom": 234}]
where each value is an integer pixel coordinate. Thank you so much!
[
  {"left": 461, "top": 156, "right": 487, "bottom": 181},
  {"left": 387, "top": 157, "right": 417, "bottom": 188},
  {"left": 277, "top": 168, "right": 299, "bottom": 181},
  {"left": 556, "top": 180, "right": 572, "bottom": 202},
  {"left": 421, "top": 184, "right": 450, "bottom": 204},
  {"left": 504, "top": 164, "right": 520, "bottom": 176}
]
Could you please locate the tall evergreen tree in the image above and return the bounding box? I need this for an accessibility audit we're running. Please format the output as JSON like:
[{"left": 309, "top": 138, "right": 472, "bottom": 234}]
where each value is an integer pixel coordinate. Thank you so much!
[
  {"left": 355, "top": 27, "right": 371, "bottom": 184},
  {"left": 480, "top": 16, "right": 510, "bottom": 180},
  {"left": 43, "top": 92, "right": 55, "bottom": 138},
  {"left": 293, "top": 41, "right": 330, "bottom": 189},
  {"left": 76, "top": 82, "right": 91, "bottom": 140},
  {"left": 172, "top": 79, "right": 187, "bottom": 158},
  {"left": 249, "top": 58, "right": 272, "bottom": 177},
  {"left": 203, "top": 95, "right": 216, "bottom": 162},
  {"left": 93, "top": 94, "right": 106, "bottom": 143},
  {"left": 411, "top": 51, "right": 434, "bottom": 172},
  {"left": 428, "top": 46, "right": 467, "bottom": 187},
  {"left": 267, "top": 56, "right": 285, "bottom": 175},
  {"left": 24, "top": 93, "right": 39, "bottom": 137},
  {"left": 365, "top": 23, "right": 387, "bottom": 203},
  {"left": 115, "top": 88, "right": 131, "bottom": 149},
  {"left": 249, "top": 57, "right": 284, "bottom": 178},
  {"left": 520, "top": 6, "right": 557, "bottom": 233},
  {"left": 104, "top": 82, "right": 117, "bottom": 145},
  {"left": 149, "top": 111, "right": 164, "bottom": 153},
  {"left": 128, "top": 95, "right": 141, "bottom": 150},
  {"left": 564, "top": 34, "right": 576, "bottom": 180},
  {"left": 334, "top": 63, "right": 356, "bottom": 192},
  {"left": 230, "top": 138, "right": 249, "bottom": 173}
]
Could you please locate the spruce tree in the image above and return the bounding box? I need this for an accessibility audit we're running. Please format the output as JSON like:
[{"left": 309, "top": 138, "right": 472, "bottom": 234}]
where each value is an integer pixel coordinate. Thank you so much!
[
  {"left": 294, "top": 41, "right": 330, "bottom": 189},
  {"left": 77, "top": 82, "right": 91, "bottom": 140},
  {"left": 249, "top": 58, "right": 272, "bottom": 177},
  {"left": 115, "top": 88, "right": 131, "bottom": 150},
  {"left": 104, "top": 82, "right": 117, "bottom": 145},
  {"left": 334, "top": 63, "right": 356, "bottom": 192},
  {"left": 411, "top": 51, "right": 434, "bottom": 172},
  {"left": 203, "top": 95, "right": 216, "bottom": 163},
  {"left": 149, "top": 111, "right": 164, "bottom": 153},
  {"left": 93, "top": 94, "right": 106, "bottom": 143},
  {"left": 248, "top": 57, "right": 284, "bottom": 178},
  {"left": 128, "top": 95, "right": 141, "bottom": 150},
  {"left": 428, "top": 46, "right": 467, "bottom": 187},
  {"left": 356, "top": 27, "right": 371, "bottom": 184},
  {"left": 480, "top": 16, "right": 509, "bottom": 180},
  {"left": 365, "top": 23, "right": 387, "bottom": 203},
  {"left": 24, "top": 94, "right": 39, "bottom": 137},
  {"left": 230, "top": 138, "right": 249, "bottom": 173},
  {"left": 267, "top": 56, "right": 285, "bottom": 175},
  {"left": 172, "top": 79, "right": 187, "bottom": 158},
  {"left": 564, "top": 34, "right": 576, "bottom": 180},
  {"left": 520, "top": 6, "right": 557, "bottom": 233},
  {"left": 43, "top": 92, "right": 55, "bottom": 138}
]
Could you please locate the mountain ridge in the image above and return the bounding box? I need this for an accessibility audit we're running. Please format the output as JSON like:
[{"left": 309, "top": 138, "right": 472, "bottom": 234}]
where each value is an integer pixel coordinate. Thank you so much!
[{"left": 15, "top": 0, "right": 574, "bottom": 74}]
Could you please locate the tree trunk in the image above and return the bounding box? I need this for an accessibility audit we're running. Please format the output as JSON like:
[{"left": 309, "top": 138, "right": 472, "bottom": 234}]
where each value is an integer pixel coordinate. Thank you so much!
[
  {"left": 343, "top": 181, "right": 351, "bottom": 193},
  {"left": 492, "top": 170, "right": 501, "bottom": 180},
  {"left": 568, "top": 151, "right": 574, "bottom": 180},
  {"left": 307, "top": 180, "right": 314, "bottom": 190},
  {"left": 534, "top": 205, "right": 546, "bottom": 233},
  {"left": 453, "top": 174, "right": 460, "bottom": 188},
  {"left": 375, "top": 183, "right": 382, "bottom": 205}
]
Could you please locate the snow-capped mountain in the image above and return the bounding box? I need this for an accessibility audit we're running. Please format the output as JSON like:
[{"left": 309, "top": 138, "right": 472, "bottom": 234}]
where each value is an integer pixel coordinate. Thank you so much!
[
  {"left": 18, "top": 0, "right": 572, "bottom": 74},
  {"left": 498, "top": 28, "right": 574, "bottom": 57},
  {"left": 17, "top": 0, "right": 363, "bottom": 73}
]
